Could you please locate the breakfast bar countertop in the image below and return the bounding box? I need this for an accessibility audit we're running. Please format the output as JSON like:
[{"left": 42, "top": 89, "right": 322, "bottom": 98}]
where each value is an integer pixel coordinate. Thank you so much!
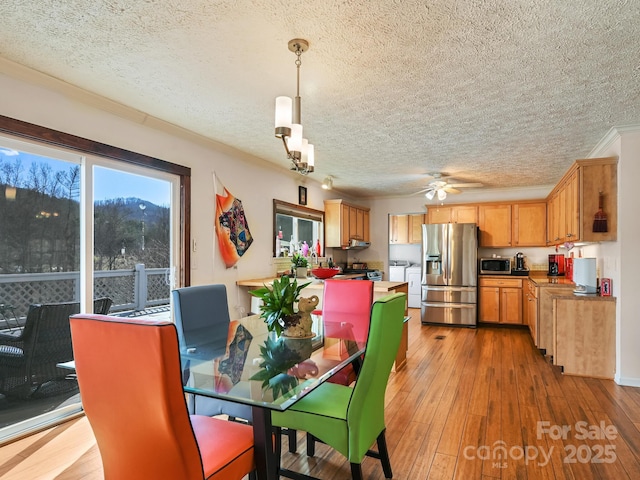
[{"left": 236, "top": 277, "right": 408, "bottom": 293}]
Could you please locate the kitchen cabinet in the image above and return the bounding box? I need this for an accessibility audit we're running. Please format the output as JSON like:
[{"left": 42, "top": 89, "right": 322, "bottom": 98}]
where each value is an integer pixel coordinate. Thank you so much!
[
  {"left": 324, "top": 199, "right": 370, "bottom": 248},
  {"left": 553, "top": 296, "right": 616, "bottom": 379},
  {"left": 479, "top": 277, "right": 523, "bottom": 324},
  {"left": 408, "top": 214, "right": 425, "bottom": 243},
  {"left": 389, "top": 214, "right": 424, "bottom": 244},
  {"left": 512, "top": 202, "right": 547, "bottom": 246},
  {"left": 546, "top": 157, "right": 617, "bottom": 245},
  {"left": 478, "top": 204, "right": 512, "bottom": 247},
  {"left": 427, "top": 205, "right": 477, "bottom": 224},
  {"left": 389, "top": 215, "right": 409, "bottom": 244},
  {"left": 478, "top": 202, "right": 547, "bottom": 247},
  {"left": 533, "top": 280, "right": 575, "bottom": 357},
  {"left": 525, "top": 279, "right": 538, "bottom": 345}
]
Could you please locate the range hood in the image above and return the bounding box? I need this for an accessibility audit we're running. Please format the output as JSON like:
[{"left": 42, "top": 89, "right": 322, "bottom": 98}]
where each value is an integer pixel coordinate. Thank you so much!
[{"left": 342, "top": 239, "right": 371, "bottom": 250}]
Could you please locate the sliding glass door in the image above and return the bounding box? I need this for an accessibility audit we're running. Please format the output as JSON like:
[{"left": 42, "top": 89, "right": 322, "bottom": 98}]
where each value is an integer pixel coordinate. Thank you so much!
[{"left": 0, "top": 135, "right": 181, "bottom": 442}]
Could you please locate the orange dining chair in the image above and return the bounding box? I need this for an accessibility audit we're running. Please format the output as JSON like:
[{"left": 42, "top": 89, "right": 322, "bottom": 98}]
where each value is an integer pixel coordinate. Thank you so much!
[
  {"left": 319, "top": 279, "right": 374, "bottom": 386},
  {"left": 70, "top": 314, "right": 256, "bottom": 480}
]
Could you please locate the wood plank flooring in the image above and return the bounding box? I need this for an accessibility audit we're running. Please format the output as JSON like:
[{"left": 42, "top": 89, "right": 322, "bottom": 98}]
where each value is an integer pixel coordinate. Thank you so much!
[{"left": 1, "top": 309, "right": 639, "bottom": 479}]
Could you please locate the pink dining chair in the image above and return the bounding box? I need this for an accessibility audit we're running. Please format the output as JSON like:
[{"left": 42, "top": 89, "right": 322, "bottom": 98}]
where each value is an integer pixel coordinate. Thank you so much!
[
  {"left": 320, "top": 279, "right": 374, "bottom": 385},
  {"left": 70, "top": 314, "right": 256, "bottom": 480}
]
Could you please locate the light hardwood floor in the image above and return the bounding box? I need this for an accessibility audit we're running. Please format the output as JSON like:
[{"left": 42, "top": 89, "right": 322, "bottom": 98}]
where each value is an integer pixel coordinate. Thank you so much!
[{"left": 1, "top": 309, "right": 639, "bottom": 479}]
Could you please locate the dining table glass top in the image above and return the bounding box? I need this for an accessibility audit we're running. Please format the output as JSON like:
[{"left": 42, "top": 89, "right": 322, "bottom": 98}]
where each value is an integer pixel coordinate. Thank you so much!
[{"left": 180, "top": 314, "right": 366, "bottom": 411}]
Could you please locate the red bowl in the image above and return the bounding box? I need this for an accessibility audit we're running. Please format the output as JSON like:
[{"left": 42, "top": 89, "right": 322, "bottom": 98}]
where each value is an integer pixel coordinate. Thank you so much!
[{"left": 311, "top": 268, "right": 340, "bottom": 279}]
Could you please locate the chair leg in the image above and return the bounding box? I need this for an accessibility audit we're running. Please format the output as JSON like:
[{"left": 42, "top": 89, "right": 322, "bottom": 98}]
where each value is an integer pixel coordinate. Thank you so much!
[
  {"left": 306, "top": 432, "right": 316, "bottom": 456},
  {"left": 286, "top": 428, "right": 297, "bottom": 453},
  {"left": 350, "top": 462, "right": 364, "bottom": 480},
  {"left": 376, "top": 430, "right": 393, "bottom": 478}
]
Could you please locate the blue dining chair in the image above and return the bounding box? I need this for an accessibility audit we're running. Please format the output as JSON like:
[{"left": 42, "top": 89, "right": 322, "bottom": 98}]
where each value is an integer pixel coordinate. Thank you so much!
[{"left": 172, "top": 284, "right": 254, "bottom": 422}]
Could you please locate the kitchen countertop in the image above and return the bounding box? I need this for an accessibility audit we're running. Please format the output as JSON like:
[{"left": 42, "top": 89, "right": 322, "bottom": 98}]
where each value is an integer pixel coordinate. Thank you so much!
[
  {"left": 237, "top": 277, "right": 408, "bottom": 293},
  {"left": 480, "top": 272, "right": 577, "bottom": 287}
]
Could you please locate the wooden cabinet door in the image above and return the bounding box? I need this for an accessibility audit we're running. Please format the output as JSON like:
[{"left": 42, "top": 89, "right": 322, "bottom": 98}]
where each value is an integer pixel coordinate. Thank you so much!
[
  {"left": 354, "top": 208, "right": 365, "bottom": 240},
  {"left": 513, "top": 202, "right": 547, "bottom": 247},
  {"left": 527, "top": 291, "right": 538, "bottom": 345},
  {"left": 557, "top": 185, "right": 567, "bottom": 242},
  {"left": 340, "top": 204, "right": 350, "bottom": 247},
  {"left": 363, "top": 210, "right": 370, "bottom": 242},
  {"left": 389, "top": 215, "right": 409, "bottom": 244},
  {"left": 479, "top": 286, "right": 500, "bottom": 323},
  {"left": 478, "top": 204, "right": 512, "bottom": 247},
  {"left": 500, "top": 287, "right": 522, "bottom": 324},
  {"left": 547, "top": 194, "right": 557, "bottom": 245},
  {"left": 408, "top": 214, "right": 425, "bottom": 243},
  {"left": 453, "top": 205, "right": 478, "bottom": 224},
  {"left": 565, "top": 171, "right": 580, "bottom": 242},
  {"left": 349, "top": 206, "right": 358, "bottom": 240},
  {"left": 427, "top": 207, "right": 452, "bottom": 224}
]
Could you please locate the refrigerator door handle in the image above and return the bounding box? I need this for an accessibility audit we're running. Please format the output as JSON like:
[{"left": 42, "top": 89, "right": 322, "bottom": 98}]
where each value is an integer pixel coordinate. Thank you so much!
[
  {"left": 425, "top": 286, "right": 477, "bottom": 292},
  {"left": 423, "top": 302, "right": 476, "bottom": 308},
  {"left": 443, "top": 224, "right": 449, "bottom": 284}
]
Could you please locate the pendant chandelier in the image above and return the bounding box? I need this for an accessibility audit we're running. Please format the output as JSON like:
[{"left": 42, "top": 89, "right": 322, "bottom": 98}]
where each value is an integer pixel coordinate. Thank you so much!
[{"left": 274, "top": 39, "right": 314, "bottom": 175}]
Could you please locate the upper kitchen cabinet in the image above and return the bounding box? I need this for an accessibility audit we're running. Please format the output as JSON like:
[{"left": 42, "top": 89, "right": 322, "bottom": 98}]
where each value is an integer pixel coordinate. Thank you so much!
[
  {"left": 512, "top": 202, "right": 547, "bottom": 246},
  {"left": 478, "top": 204, "right": 512, "bottom": 247},
  {"left": 478, "top": 201, "right": 547, "bottom": 248},
  {"left": 426, "top": 205, "right": 477, "bottom": 224},
  {"left": 324, "top": 199, "right": 370, "bottom": 248},
  {"left": 546, "top": 157, "right": 617, "bottom": 245},
  {"left": 389, "top": 214, "right": 425, "bottom": 244}
]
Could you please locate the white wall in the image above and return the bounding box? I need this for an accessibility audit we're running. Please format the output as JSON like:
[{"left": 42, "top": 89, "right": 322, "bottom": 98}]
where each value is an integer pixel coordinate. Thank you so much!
[{"left": 590, "top": 128, "right": 640, "bottom": 386}]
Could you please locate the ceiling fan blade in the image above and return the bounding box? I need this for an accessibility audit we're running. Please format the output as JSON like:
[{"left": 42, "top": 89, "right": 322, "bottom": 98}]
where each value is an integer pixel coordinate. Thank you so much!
[
  {"left": 408, "top": 187, "right": 434, "bottom": 196},
  {"left": 448, "top": 182, "right": 484, "bottom": 188},
  {"left": 443, "top": 186, "right": 461, "bottom": 194}
]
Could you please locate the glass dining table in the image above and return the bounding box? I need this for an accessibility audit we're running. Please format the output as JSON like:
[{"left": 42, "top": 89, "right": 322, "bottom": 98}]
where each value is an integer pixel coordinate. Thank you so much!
[{"left": 181, "top": 314, "right": 366, "bottom": 480}]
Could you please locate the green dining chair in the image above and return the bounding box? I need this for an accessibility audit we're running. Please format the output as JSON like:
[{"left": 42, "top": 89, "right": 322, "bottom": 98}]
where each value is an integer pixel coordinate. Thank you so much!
[{"left": 271, "top": 292, "right": 406, "bottom": 480}]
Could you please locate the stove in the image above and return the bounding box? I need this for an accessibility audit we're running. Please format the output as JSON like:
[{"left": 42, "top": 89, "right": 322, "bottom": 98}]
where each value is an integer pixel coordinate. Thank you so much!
[{"left": 342, "top": 268, "right": 382, "bottom": 281}]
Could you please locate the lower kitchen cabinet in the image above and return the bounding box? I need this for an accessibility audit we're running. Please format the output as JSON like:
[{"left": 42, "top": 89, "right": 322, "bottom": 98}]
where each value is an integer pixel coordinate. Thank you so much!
[
  {"left": 479, "top": 277, "right": 523, "bottom": 324},
  {"left": 525, "top": 279, "right": 538, "bottom": 344},
  {"left": 553, "top": 296, "right": 616, "bottom": 379}
]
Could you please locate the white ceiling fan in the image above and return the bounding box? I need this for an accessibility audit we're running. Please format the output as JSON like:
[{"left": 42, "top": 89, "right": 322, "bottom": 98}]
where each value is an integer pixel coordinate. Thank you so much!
[{"left": 415, "top": 173, "right": 483, "bottom": 200}]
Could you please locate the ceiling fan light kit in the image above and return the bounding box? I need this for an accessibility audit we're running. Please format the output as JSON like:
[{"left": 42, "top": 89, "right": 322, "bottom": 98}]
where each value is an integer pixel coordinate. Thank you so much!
[
  {"left": 274, "top": 38, "right": 315, "bottom": 175},
  {"left": 418, "top": 172, "right": 483, "bottom": 200}
]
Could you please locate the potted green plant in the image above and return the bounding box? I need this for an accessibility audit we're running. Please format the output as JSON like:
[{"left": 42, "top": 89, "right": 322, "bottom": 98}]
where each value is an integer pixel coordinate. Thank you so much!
[
  {"left": 249, "top": 276, "right": 311, "bottom": 337},
  {"left": 291, "top": 252, "right": 309, "bottom": 278}
]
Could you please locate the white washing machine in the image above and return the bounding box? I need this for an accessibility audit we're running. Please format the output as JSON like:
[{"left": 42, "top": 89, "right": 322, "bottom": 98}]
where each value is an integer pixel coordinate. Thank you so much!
[
  {"left": 405, "top": 265, "right": 422, "bottom": 308},
  {"left": 389, "top": 260, "right": 409, "bottom": 282}
]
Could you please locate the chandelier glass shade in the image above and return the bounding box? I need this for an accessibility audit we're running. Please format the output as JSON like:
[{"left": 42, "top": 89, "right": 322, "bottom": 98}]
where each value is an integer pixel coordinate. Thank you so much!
[{"left": 274, "top": 39, "right": 314, "bottom": 175}]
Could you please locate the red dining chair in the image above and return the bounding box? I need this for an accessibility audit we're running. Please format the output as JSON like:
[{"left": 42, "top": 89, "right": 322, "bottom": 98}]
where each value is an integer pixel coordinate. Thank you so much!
[
  {"left": 319, "top": 280, "right": 374, "bottom": 385},
  {"left": 70, "top": 314, "right": 256, "bottom": 480}
]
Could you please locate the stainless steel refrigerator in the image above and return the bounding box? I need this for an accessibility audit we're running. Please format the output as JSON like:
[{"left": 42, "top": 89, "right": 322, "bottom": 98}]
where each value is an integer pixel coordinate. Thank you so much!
[{"left": 421, "top": 223, "right": 478, "bottom": 326}]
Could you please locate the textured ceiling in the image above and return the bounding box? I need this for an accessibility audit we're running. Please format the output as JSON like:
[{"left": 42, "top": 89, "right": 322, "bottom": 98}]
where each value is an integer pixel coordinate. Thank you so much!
[{"left": 1, "top": 1, "right": 639, "bottom": 198}]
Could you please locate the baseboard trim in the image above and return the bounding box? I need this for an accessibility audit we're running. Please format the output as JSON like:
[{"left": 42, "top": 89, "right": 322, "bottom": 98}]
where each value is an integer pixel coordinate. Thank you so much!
[{"left": 614, "top": 374, "right": 640, "bottom": 387}]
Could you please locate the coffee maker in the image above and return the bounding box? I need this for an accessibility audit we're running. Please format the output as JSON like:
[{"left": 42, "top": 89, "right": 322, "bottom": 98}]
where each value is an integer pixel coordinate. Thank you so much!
[
  {"left": 548, "top": 254, "right": 565, "bottom": 276},
  {"left": 515, "top": 252, "right": 526, "bottom": 271}
]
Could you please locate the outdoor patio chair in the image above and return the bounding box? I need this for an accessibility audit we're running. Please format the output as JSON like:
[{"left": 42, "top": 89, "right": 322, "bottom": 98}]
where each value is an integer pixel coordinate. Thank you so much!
[{"left": 0, "top": 298, "right": 112, "bottom": 398}]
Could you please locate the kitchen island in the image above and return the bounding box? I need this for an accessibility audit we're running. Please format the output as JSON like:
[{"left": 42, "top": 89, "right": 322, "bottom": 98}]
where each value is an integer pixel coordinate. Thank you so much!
[{"left": 237, "top": 277, "right": 410, "bottom": 371}]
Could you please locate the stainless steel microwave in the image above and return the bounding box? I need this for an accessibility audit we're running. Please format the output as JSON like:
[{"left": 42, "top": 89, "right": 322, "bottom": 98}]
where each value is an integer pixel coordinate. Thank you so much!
[{"left": 479, "top": 258, "right": 511, "bottom": 275}]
